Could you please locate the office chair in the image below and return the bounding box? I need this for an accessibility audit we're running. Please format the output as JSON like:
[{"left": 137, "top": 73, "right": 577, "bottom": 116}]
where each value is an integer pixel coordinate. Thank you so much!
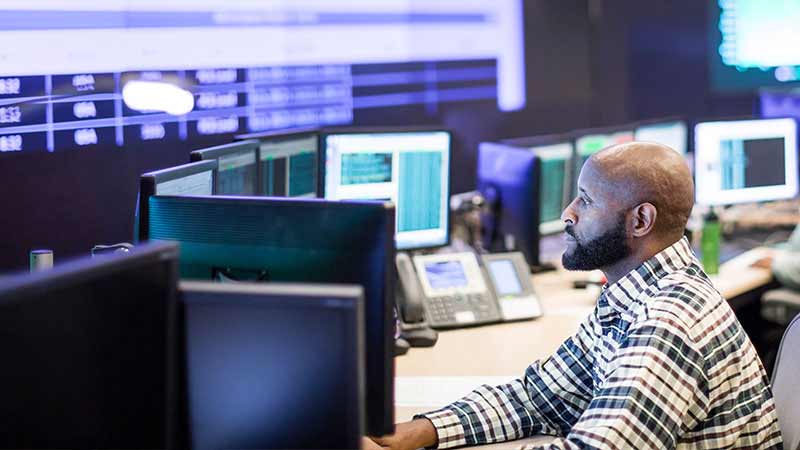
[{"left": 771, "top": 313, "right": 800, "bottom": 450}]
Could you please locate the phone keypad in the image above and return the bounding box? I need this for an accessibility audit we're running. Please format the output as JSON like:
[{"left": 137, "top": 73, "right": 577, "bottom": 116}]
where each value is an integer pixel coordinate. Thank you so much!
[{"left": 425, "top": 294, "right": 501, "bottom": 328}]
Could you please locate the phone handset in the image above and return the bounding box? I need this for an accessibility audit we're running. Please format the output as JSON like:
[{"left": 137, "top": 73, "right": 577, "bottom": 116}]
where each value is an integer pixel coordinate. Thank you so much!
[
  {"left": 395, "top": 253, "right": 438, "bottom": 347},
  {"left": 396, "top": 252, "right": 425, "bottom": 322}
]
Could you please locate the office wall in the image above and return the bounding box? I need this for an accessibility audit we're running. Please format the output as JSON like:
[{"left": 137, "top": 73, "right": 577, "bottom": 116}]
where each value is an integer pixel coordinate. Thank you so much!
[
  {"left": 609, "top": 0, "right": 757, "bottom": 120},
  {"left": 0, "top": 0, "right": 757, "bottom": 271}
]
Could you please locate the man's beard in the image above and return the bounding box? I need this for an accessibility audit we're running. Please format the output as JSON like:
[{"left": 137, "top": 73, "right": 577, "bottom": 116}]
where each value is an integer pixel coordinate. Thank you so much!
[{"left": 562, "top": 214, "right": 631, "bottom": 271}]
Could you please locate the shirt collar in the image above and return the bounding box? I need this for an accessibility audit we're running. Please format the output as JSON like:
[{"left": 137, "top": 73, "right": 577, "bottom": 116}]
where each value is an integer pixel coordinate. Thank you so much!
[{"left": 601, "top": 236, "right": 696, "bottom": 315}]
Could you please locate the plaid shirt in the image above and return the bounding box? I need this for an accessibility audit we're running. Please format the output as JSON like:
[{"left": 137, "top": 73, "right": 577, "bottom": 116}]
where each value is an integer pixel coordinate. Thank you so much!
[{"left": 421, "top": 237, "right": 782, "bottom": 449}]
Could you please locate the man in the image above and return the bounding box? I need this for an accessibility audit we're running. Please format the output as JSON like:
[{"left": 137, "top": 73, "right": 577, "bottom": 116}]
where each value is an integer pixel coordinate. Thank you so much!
[{"left": 366, "top": 142, "right": 782, "bottom": 449}]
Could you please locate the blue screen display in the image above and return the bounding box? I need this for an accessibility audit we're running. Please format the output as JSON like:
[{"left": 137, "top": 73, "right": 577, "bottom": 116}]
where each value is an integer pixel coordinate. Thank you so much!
[{"left": 424, "top": 261, "right": 468, "bottom": 289}]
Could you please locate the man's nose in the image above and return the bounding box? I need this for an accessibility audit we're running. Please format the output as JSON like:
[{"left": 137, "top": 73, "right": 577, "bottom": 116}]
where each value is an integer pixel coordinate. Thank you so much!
[{"left": 561, "top": 197, "right": 578, "bottom": 226}]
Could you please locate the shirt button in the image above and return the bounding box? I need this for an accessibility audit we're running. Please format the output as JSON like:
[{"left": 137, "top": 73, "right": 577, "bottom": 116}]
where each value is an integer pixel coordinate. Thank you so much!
[{"left": 606, "top": 332, "right": 613, "bottom": 339}]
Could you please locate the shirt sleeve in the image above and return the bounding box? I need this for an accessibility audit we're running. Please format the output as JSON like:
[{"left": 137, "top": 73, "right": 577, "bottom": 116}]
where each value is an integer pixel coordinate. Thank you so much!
[
  {"left": 417, "top": 314, "right": 598, "bottom": 449},
  {"left": 520, "top": 315, "right": 710, "bottom": 450}
]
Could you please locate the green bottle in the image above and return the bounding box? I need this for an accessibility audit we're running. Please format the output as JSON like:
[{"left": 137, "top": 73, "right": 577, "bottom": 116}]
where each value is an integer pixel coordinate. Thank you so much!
[{"left": 701, "top": 209, "right": 721, "bottom": 275}]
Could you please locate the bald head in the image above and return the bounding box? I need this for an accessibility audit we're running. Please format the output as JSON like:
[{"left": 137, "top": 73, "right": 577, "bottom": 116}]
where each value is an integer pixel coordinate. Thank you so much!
[{"left": 586, "top": 142, "right": 694, "bottom": 240}]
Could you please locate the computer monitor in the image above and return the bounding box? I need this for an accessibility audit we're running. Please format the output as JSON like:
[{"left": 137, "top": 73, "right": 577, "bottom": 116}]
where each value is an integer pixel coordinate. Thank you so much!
[
  {"left": 144, "top": 195, "right": 395, "bottom": 436},
  {"left": 190, "top": 140, "right": 259, "bottom": 195},
  {"left": 178, "top": 281, "right": 364, "bottom": 450},
  {"left": 477, "top": 142, "right": 542, "bottom": 268},
  {"left": 573, "top": 125, "right": 635, "bottom": 174},
  {"left": 0, "top": 241, "right": 180, "bottom": 450},
  {"left": 503, "top": 135, "right": 575, "bottom": 235},
  {"left": 634, "top": 118, "right": 689, "bottom": 155},
  {"left": 760, "top": 88, "right": 800, "bottom": 121},
  {"left": 694, "top": 117, "right": 799, "bottom": 206},
  {"left": 322, "top": 127, "right": 451, "bottom": 250},
  {"left": 137, "top": 160, "right": 217, "bottom": 241},
  {"left": 236, "top": 128, "right": 321, "bottom": 198}
]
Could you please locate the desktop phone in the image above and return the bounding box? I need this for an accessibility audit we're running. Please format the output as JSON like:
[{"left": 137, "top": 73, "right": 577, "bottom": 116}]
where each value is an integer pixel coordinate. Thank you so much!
[
  {"left": 396, "top": 251, "right": 542, "bottom": 329},
  {"left": 481, "top": 252, "right": 543, "bottom": 321},
  {"left": 407, "top": 253, "right": 502, "bottom": 329}
]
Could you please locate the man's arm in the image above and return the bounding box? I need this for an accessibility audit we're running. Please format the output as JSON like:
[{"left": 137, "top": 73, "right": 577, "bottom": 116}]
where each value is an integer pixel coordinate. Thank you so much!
[
  {"left": 520, "top": 315, "right": 709, "bottom": 450},
  {"left": 364, "top": 419, "right": 439, "bottom": 450},
  {"left": 409, "top": 315, "right": 598, "bottom": 448}
]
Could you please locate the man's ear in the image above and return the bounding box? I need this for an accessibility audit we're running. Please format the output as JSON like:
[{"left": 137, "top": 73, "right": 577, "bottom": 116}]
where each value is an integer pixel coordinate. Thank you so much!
[{"left": 630, "top": 202, "right": 657, "bottom": 238}]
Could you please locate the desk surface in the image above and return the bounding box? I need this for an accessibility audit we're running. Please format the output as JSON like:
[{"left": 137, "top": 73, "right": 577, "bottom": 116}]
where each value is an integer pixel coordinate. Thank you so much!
[{"left": 392, "top": 247, "right": 775, "bottom": 448}]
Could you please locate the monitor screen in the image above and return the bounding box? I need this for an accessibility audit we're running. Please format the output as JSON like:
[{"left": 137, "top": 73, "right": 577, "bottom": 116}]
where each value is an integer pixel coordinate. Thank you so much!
[
  {"left": 179, "top": 281, "right": 363, "bottom": 450},
  {"left": 157, "top": 170, "right": 213, "bottom": 196},
  {"left": 242, "top": 130, "right": 319, "bottom": 197},
  {"left": 477, "top": 142, "right": 541, "bottom": 267},
  {"left": 634, "top": 120, "right": 688, "bottom": 155},
  {"left": 694, "top": 118, "right": 799, "bottom": 205},
  {"left": 761, "top": 89, "right": 800, "bottom": 121},
  {"left": 529, "top": 142, "right": 574, "bottom": 234},
  {"left": 324, "top": 130, "right": 451, "bottom": 250},
  {"left": 423, "top": 261, "right": 469, "bottom": 290},
  {"left": 487, "top": 259, "right": 522, "bottom": 296},
  {"left": 710, "top": 0, "right": 800, "bottom": 92},
  {"left": 191, "top": 140, "right": 259, "bottom": 195},
  {"left": 217, "top": 151, "right": 257, "bottom": 195},
  {"left": 0, "top": 242, "right": 179, "bottom": 449},
  {"left": 0, "top": 0, "right": 524, "bottom": 156},
  {"left": 137, "top": 159, "right": 216, "bottom": 241},
  {"left": 146, "top": 195, "right": 395, "bottom": 436}
]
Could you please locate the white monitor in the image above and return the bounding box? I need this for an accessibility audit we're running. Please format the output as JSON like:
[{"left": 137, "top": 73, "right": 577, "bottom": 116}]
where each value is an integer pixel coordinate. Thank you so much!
[
  {"left": 634, "top": 120, "right": 688, "bottom": 154},
  {"left": 324, "top": 130, "right": 450, "bottom": 250},
  {"left": 694, "top": 118, "right": 798, "bottom": 206}
]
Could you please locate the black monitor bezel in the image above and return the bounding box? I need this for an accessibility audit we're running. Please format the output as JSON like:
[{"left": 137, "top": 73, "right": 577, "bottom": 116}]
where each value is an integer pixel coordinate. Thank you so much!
[
  {"left": 138, "top": 160, "right": 217, "bottom": 242},
  {"left": 0, "top": 241, "right": 181, "bottom": 450},
  {"left": 236, "top": 127, "right": 323, "bottom": 197},
  {"left": 145, "top": 194, "right": 397, "bottom": 436},
  {"left": 319, "top": 125, "right": 453, "bottom": 251}
]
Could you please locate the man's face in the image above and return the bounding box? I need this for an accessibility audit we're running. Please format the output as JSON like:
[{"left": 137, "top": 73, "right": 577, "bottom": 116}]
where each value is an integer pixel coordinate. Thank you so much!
[{"left": 561, "top": 161, "right": 632, "bottom": 271}]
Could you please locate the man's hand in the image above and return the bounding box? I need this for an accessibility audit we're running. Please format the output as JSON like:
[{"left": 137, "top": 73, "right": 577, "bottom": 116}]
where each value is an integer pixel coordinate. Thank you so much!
[
  {"left": 363, "top": 419, "right": 438, "bottom": 450},
  {"left": 750, "top": 255, "right": 774, "bottom": 270}
]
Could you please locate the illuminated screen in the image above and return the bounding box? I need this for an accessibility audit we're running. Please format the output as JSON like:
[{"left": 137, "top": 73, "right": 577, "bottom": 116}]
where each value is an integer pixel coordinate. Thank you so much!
[
  {"left": 710, "top": 0, "right": 800, "bottom": 91},
  {"left": 694, "top": 118, "right": 798, "bottom": 205},
  {"left": 530, "top": 142, "right": 573, "bottom": 234},
  {"left": 324, "top": 131, "right": 450, "bottom": 250},
  {"left": 488, "top": 259, "right": 522, "bottom": 296},
  {"left": 424, "top": 261, "right": 468, "bottom": 290},
  {"left": 155, "top": 170, "right": 213, "bottom": 197},
  {"left": 216, "top": 150, "right": 257, "bottom": 196},
  {"left": 0, "top": 0, "right": 524, "bottom": 154},
  {"left": 259, "top": 136, "right": 318, "bottom": 198}
]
